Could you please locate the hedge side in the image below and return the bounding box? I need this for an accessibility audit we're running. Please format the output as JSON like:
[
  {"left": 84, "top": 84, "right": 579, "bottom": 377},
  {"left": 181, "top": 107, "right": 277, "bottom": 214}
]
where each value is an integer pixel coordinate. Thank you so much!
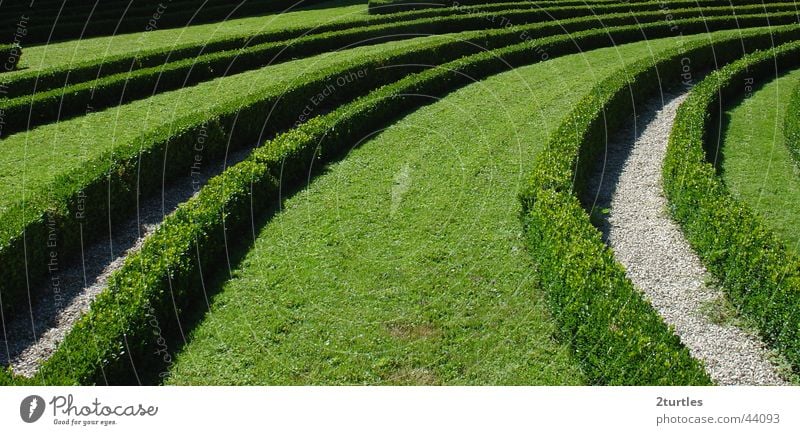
[
  {"left": 517, "top": 31, "right": 800, "bottom": 385},
  {"left": 0, "top": 43, "right": 21, "bottom": 72},
  {"left": 786, "top": 79, "right": 800, "bottom": 165},
  {"left": 0, "top": 0, "right": 330, "bottom": 44},
  {"left": 663, "top": 42, "right": 800, "bottom": 373},
  {"left": 0, "top": 0, "right": 788, "bottom": 100},
  {"left": 1, "top": 5, "right": 796, "bottom": 137},
  {"left": 10, "top": 22, "right": 791, "bottom": 387}
]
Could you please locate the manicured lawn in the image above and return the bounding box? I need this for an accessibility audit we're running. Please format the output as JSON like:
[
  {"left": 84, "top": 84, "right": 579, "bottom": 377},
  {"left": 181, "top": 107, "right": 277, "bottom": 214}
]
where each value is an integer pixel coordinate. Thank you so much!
[
  {"left": 165, "top": 35, "right": 703, "bottom": 385},
  {"left": 9, "top": 0, "right": 366, "bottom": 75},
  {"left": 720, "top": 68, "right": 800, "bottom": 252}
]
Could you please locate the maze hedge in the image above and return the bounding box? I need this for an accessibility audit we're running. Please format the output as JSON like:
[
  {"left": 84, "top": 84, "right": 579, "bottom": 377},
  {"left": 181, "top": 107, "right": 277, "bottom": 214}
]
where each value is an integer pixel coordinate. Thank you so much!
[
  {"left": 663, "top": 42, "right": 800, "bottom": 374},
  {"left": 786, "top": 79, "right": 800, "bottom": 165}
]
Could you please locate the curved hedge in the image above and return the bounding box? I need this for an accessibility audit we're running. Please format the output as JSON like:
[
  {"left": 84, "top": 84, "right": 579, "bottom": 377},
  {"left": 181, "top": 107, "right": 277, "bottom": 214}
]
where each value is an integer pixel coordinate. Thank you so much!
[
  {"left": 8, "top": 22, "right": 790, "bottom": 387},
  {"left": 517, "top": 29, "right": 800, "bottom": 385},
  {"left": 0, "top": 0, "right": 330, "bottom": 44},
  {"left": 0, "top": 43, "right": 21, "bottom": 72},
  {"left": 1, "top": 4, "right": 796, "bottom": 137},
  {"left": 663, "top": 42, "right": 800, "bottom": 374},
  {"left": 786, "top": 79, "right": 800, "bottom": 165},
  {"left": 0, "top": 0, "right": 787, "bottom": 101},
  {"left": 2, "top": 15, "right": 796, "bottom": 325}
]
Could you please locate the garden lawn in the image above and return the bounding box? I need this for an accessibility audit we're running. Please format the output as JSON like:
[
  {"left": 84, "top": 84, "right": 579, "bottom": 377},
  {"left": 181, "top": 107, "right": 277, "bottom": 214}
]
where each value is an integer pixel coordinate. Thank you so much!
[
  {"left": 720, "top": 68, "right": 800, "bottom": 252},
  {"left": 0, "top": 33, "right": 442, "bottom": 216},
  {"left": 8, "top": 0, "right": 366, "bottom": 76},
  {"left": 165, "top": 34, "right": 704, "bottom": 385}
]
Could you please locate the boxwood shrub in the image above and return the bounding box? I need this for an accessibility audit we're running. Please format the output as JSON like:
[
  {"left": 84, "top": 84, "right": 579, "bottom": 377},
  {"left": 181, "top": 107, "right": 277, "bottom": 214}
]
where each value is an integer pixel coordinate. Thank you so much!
[
  {"left": 6, "top": 23, "right": 794, "bottom": 386},
  {"left": 663, "top": 41, "right": 800, "bottom": 373},
  {"left": 1, "top": 5, "right": 796, "bottom": 137},
  {"left": 518, "top": 29, "right": 800, "bottom": 385},
  {"left": 0, "top": 43, "right": 21, "bottom": 72},
  {"left": 786, "top": 79, "right": 800, "bottom": 165}
]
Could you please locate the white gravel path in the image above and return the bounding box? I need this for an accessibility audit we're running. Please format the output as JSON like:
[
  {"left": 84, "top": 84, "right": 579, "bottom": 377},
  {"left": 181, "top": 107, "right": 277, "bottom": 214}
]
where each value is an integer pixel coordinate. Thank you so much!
[
  {"left": 585, "top": 92, "right": 786, "bottom": 385},
  {"left": 0, "top": 149, "right": 249, "bottom": 378}
]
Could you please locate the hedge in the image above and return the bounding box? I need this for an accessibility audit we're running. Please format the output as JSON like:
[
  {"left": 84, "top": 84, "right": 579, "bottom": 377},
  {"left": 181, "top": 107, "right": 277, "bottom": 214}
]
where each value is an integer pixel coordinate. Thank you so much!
[
  {"left": 663, "top": 42, "right": 800, "bottom": 374},
  {"left": 1, "top": 4, "right": 796, "bottom": 137},
  {"left": 0, "top": 0, "right": 787, "bottom": 101},
  {"left": 786, "top": 79, "right": 800, "bottom": 165},
  {"left": 366, "top": 0, "right": 786, "bottom": 14},
  {"left": 0, "top": 0, "right": 331, "bottom": 44},
  {"left": 5, "top": 14, "right": 797, "bottom": 325},
  {"left": 517, "top": 29, "right": 800, "bottom": 385},
  {"left": 3, "top": 21, "right": 787, "bottom": 386},
  {"left": 0, "top": 43, "right": 20, "bottom": 72}
]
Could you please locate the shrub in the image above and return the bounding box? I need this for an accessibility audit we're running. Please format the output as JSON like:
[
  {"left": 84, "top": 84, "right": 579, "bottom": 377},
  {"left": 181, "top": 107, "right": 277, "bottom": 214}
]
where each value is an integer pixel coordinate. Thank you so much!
[
  {"left": 786, "top": 80, "right": 800, "bottom": 165},
  {"left": 9, "top": 19, "right": 792, "bottom": 386},
  {"left": 518, "top": 29, "right": 800, "bottom": 385},
  {"left": 1, "top": 5, "right": 797, "bottom": 136},
  {"left": 0, "top": 43, "right": 21, "bottom": 72},
  {"left": 663, "top": 41, "right": 800, "bottom": 373}
]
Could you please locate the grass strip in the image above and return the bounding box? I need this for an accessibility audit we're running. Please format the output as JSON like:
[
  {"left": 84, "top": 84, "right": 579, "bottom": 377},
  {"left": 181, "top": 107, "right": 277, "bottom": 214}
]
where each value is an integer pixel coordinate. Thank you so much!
[
  {"left": 7, "top": 24, "right": 793, "bottom": 386},
  {"left": 663, "top": 41, "right": 800, "bottom": 374}
]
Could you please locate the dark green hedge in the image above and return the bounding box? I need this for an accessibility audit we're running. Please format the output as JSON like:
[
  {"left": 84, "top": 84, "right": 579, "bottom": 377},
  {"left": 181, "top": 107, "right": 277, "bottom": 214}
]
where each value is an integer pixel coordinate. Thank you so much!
[
  {"left": 0, "top": 0, "right": 330, "bottom": 44},
  {"left": 0, "top": 43, "right": 21, "bottom": 72},
  {"left": 366, "top": 0, "right": 785, "bottom": 14},
  {"left": 663, "top": 41, "right": 800, "bottom": 374},
  {"left": 0, "top": 0, "right": 789, "bottom": 101},
  {"left": 518, "top": 29, "right": 800, "bottom": 385},
  {"left": 786, "top": 79, "right": 800, "bottom": 165},
  {"left": 9, "top": 19, "right": 791, "bottom": 386},
  {"left": 2, "top": 4, "right": 796, "bottom": 137}
]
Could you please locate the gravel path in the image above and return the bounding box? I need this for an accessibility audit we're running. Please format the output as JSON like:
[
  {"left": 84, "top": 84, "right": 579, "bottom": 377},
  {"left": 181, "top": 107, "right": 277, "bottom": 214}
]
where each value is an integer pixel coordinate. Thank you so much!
[
  {"left": 584, "top": 91, "right": 787, "bottom": 385},
  {"left": 0, "top": 149, "right": 249, "bottom": 377}
]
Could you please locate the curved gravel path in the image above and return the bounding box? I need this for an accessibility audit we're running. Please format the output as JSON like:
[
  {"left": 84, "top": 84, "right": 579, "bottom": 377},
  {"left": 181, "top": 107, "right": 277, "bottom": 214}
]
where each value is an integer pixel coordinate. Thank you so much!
[
  {"left": 585, "top": 91, "right": 787, "bottom": 385},
  {"left": 0, "top": 149, "right": 249, "bottom": 378}
]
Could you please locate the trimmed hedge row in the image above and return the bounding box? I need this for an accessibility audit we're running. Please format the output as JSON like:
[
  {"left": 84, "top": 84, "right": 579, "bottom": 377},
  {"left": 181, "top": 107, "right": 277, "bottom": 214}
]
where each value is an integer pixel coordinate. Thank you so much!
[
  {"left": 0, "top": 0, "right": 787, "bottom": 100},
  {"left": 663, "top": 42, "right": 800, "bottom": 373},
  {"left": 517, "top": 30, "right": 800, "bottom": 385},
  {"left": 786, "top": 79, "right": 800, "bottom": 165},
  {"left": 0, "top": 43, "right": 20, "bottom": 72},
  {"left": 366, "top": 0, "right": 785, "bottom": 14},
  {"left": 10, "top": 21, "right": 792, "bottom": 386},
  {"left": 1, "top": 4, "right": 796, "bottom": 137},
  {"left": 0, "top": 0, "right": 330, "bottom": 44},
  {"left": 3, "top": 14, "right": 796, "bottom": 323}
]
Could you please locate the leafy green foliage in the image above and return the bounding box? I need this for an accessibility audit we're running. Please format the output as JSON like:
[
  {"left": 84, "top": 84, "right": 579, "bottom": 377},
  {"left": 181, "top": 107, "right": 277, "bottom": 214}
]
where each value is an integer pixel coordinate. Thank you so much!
[
  {"left": 0, "top": 43, "right": 20, "bottom": 71},
  {"left": 663, "top": 41, "right": 800, "bottom": 374},
  {"left": 517, "top": 29, "right": 800, "bottom": 385},
  {"left": 786, "top": 79, "right": 800, "bottom": 165}
]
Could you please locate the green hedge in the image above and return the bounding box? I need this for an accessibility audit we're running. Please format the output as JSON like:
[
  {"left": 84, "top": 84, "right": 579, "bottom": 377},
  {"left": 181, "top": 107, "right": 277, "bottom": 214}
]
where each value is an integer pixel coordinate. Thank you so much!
[
  {"left": 0, "top": 0, "right": 788, "bottom": 101},
  {"left": 663, "top": 42, "right": 800, "bottom": 374},
  {"left": 786, "top": 79, "right": 800, "bottom": 165},
  {"left": 0, "top": 43, "right": 21, "bottom": 72},
  {"left": 1, "top": 4, "right": 796, "bottom": 137},
  {"left": 0, "top": 0, "right": 330, "bottom": 44},
  {"left": 366, "top": 0, "right": 784, "bottom": 14},
  {"left": 11, "top": 21, "right": 793, "bottom": 386},
  {"left": 3, "top": 14, "right": 796, "bottom": 324},
  {"left": 518, "top": 30, "right": 800, "bottom": 385}
]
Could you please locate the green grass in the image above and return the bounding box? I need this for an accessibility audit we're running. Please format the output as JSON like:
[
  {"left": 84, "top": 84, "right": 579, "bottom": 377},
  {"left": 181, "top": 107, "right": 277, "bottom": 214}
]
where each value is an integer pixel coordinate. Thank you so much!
[
  {"left": 9, "top": 0, "right": 366, "bottom": 75},
  {"left": 164, "top": 35, "right": 703, "bottom": 385},
  {"left": 0, "top": 33, "right": 440, "bottom": 216},
  {"left": 720, "top": 68, "right": 800, "bottom": 252}
]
